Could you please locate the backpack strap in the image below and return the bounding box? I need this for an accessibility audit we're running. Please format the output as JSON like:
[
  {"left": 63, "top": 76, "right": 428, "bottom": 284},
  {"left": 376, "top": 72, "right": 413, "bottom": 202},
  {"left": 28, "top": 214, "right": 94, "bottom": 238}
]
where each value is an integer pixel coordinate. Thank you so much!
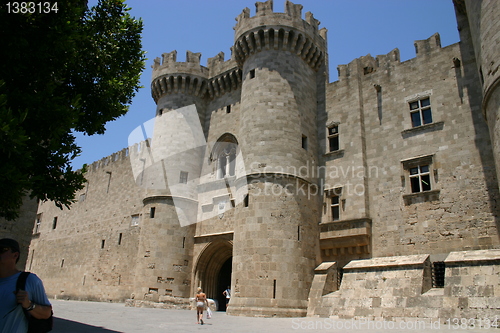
[
  {"left": 16, "top": 271, "right": 31, "bottom": 320},
  {"left": 16, "top": 271, "right": 30, "bottom": 291}
]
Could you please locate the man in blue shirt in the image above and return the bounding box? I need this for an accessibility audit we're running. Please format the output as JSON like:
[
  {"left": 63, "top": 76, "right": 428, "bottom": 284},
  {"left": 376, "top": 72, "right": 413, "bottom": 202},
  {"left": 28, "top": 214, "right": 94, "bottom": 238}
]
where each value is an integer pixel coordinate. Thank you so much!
[{"left": 0, "top": 238, "right": 52, "bottom": 333}]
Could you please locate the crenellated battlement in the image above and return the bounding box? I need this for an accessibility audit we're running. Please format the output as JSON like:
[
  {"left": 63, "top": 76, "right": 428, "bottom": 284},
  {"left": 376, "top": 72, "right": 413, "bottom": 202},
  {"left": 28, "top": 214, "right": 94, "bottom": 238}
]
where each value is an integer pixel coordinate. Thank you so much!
[
  {"left": 234, "top": 0, "right": 322, "bottom": 36},
  {"left": 207, "top": 67, "right": 242, "bottom": 99},
  {"left": 151, "top": 1, "right": 327, "bottom": 102},
  {"left": 233, "top": 0, "right": 326, "bottom": 70},
  {"left": 336, "top": 33, "right": 444, "bottom": 80},
  {"left": 414, "top": 33, "right": 441, "bottom": 56},
  {"left": 151, "top": 50, "right": 210, "bottom": 102},
  {"left": 206, "top": 52, "right": 242, "bottom": 98},
  {"left": 151, "top": 49, "right": 244, "bottom": 102},
  {"left": 337, "top": 50, "right": 400, "bottom": 80},
  {"left": 152, "top": 50, "right": 209, "bottom": 81},
  {"left": 85, "top": 140, "right": 152, "bottom": 174}
]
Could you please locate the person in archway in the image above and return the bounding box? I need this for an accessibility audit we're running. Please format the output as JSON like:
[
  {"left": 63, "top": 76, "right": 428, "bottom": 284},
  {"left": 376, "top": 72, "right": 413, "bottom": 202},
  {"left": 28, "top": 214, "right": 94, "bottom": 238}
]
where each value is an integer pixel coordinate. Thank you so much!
[
  {"left": 195, "top": 287, "right": 208, "bottom": 325},
  {"left": 223, "top": 286, "right": 231, "bottom": 309}
]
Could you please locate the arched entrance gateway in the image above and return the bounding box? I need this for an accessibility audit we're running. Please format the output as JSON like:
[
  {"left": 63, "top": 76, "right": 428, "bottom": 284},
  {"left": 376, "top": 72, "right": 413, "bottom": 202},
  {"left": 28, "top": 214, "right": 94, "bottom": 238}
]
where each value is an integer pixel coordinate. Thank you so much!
[{"left": 194, "top": 239, "right": 232, "bottom": 311}]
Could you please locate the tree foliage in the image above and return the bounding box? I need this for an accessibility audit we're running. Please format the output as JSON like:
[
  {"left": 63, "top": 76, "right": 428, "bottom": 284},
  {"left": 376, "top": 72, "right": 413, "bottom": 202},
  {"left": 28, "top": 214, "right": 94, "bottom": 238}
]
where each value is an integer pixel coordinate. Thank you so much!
[{"left": 0, "top": 0, "right": 145, "bottom": 220}]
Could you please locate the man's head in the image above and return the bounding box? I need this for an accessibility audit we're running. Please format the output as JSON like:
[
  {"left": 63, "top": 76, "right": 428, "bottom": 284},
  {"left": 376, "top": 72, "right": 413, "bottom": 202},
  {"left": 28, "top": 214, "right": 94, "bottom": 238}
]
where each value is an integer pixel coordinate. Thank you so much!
[{"left": 0, "top": 238, "right": 21, "bottom": 263}]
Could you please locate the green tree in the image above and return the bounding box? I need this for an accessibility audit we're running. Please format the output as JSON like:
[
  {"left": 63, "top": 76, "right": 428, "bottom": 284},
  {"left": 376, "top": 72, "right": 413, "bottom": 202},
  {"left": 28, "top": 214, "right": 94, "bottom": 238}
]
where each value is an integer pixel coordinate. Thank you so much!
[{"left": 0, "top": 0, "right": 145, "bottom": 220}]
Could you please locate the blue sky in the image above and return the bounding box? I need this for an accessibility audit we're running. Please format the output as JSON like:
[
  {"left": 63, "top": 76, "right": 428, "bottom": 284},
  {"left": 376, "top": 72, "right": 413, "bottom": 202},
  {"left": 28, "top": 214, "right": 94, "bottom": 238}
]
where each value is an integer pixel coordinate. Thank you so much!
[{"left": 71, "top": 0, "right": 460, "bottom": 169}]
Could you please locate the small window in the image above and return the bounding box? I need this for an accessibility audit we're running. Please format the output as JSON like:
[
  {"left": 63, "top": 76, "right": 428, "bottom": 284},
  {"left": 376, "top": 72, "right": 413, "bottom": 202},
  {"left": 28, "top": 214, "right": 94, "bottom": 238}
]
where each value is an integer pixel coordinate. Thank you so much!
[
  {"left": 226, "top": 105, "right": 231, "bottom": 114},
  {"left": 179, "top": 171, "right": 188, "bottom": 184},
  {"left": 52, "top": 217, "right": 58, "bottom": 230},
  {"left": 410, "top": 97, "right": 432, "bottom": 127},
  {"left": 118, "top": 233, "right": 123, "bottom": 245},
  {"left": 243, "top": 194, "right": 249, "bottom": 207},
  {"left": 432, "top": 262, "right": 445, "bottom": 288},
  {"left": 409, "top": 165, "right": 431, "bottom": 193},
  {"left": 331, "top": 195, "right": 340, "bottom": 221},
  {"left": 150, "top": 207, "right": 156, "bottom": 218},
  {"left": 101, "top": 240, "right": 105, "bottom": 249},
  {"left": 402, "top": 154, "right": 434, "bottom": 195},
  {"left": 249, "top": 69, "right": 255, "bottom": 79},
  {"left": 327, "top": 124, "right": 339, "bottom": 152},
  {"left": 34, "top": 213, "right": 42, "bottom": 234},
  {"left": 302, "top": 135, "right": 308, "bottom": 150},
  {"left": 131, "top": 214, "right": 140, "bottom": 226}
]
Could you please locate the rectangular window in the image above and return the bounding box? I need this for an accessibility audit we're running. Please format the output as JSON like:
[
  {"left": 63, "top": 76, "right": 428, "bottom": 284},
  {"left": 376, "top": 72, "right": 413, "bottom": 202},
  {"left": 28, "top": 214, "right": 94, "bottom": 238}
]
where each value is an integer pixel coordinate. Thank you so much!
[
  {"left": 131, "top": 214, "right": 140, "bottom": 226},
  {"left": 226, "top": 105, "right": 231, "bottom": 114},
  {"left": 401, "top": 154, "right": 434, "bottom": 196},
  {"left": 432, "top": 262, "right": 445, "bottom": 288},
  {"left": 327, "top": 125, "right": 339, "bottom": 152},
  {"left": 243, "top": 194, "right": 249, "bottom": 207},
  {"left": 150, "top": 207, "right": 156, "bottom": 218},
  {"left": 409, "top": 165, "right": 431, "bottom": 193},
  {"left": 331, "top": 195, "right": 340, "bottom": 221},
  {"left": 52, "top": 217, "right": 58, "bottom": 230},
  {"left": 118, "top": 233, "right": 123, "bottom": 245},
  {"left": 101, "top": 240, "right": 105, "bottom": 249},
  {"left": 34, "top": 214, "right": 42, "bottom": 234},
  {"left": 410, "top": 97, "right": 432, "bottom": 127},
  {"left": 302, "top": 135, "right": 308, "bottom": 150},
  {"left": 249, "top": 69, "right": 255, "bottom": 79},
  {"left": 179, "top": 171, "right": 188, "bottom": 184}
]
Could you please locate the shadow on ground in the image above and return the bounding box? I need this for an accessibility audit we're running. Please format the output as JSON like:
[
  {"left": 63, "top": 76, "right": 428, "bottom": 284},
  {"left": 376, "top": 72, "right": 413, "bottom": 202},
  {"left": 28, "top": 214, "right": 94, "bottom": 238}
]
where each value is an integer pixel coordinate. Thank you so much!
[{"left": 52, "top": 317, "right": 122, "bottom": 333}]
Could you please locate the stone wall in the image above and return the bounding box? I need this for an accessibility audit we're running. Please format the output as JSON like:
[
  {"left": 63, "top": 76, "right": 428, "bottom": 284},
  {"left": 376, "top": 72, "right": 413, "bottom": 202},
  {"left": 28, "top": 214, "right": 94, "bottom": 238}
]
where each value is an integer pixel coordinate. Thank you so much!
[
  {"left": 308, "top": 250, "right": 500, "bottom": 323},
  {"left": 29, "top": 148, "right": 146, "bottom": 302},
  {"left": 321, "top": 33, "right": 500, "bottom": 264}
]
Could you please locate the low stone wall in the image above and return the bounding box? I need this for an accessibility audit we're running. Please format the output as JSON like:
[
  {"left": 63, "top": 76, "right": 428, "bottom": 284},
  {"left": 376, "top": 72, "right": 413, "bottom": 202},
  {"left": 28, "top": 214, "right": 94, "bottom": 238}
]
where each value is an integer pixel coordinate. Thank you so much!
[
  {"left": 308, "top": 250, "right": 500, "bottom": 324},
  {"left": 442, "top": 250, "right": 500, "bottom": 321}
]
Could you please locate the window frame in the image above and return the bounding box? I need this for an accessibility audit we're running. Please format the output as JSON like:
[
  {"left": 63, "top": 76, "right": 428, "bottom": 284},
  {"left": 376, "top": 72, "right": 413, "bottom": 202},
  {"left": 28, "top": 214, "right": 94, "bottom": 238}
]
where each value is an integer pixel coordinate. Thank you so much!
[
  {"left": 409, "top": 165, "right": 431, "bottom": 193},
  {"left": 327, "top": 122, "right": 340, "bottom": 153},
  {"left": 325, "top": 187, "right": 342, "bottom": 222},
  {"left": 131, "top": 214, "right": 140, "bottom": 226},
  {"left": 404, "top": 91, "right": 433, "bottom": 130},
  {"left": 179, "top": 171, "right": 188, "bottom": 184},
  {"left": 401, "top": 154, "right": 435, "bottom": 194},
  {"left": 34, "top": 213, "right": 42, "bottom": 234},
  {"left": 409, "top": 97, "right": 433, "bottom": 128}
]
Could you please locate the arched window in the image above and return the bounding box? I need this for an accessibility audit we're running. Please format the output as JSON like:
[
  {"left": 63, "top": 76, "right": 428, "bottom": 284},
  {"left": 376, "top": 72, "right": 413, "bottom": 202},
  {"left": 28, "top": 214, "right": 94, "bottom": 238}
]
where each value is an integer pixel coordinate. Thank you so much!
[{"left": 211, "top": 134, "right": 239, "bottom": 179}]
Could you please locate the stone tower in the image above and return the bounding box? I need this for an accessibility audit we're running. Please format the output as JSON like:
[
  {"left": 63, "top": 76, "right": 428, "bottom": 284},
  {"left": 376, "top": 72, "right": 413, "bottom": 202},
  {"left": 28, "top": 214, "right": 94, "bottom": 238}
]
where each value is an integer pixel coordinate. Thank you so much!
[
  {"left": 130, "top": 50, "right": 209, "bottom": 302},
  {"left": 453, "top": 0, "right": 500, "bottom": 190},
  {"left": 228, "top": 0, "right": 327, "bottom": 317}
]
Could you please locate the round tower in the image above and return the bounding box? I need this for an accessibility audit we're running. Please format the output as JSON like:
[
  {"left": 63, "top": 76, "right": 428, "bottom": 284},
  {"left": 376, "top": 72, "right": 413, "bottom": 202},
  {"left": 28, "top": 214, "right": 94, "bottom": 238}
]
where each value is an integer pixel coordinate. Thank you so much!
[
  {"left": 454, "top": 0, "right": 500, "bottom": 189},
  {"left": 131, "top": 50, "right": 208, "bottom": 304},
  {"left": 228, "top": 0, "right": 326, "bottom": 317}
]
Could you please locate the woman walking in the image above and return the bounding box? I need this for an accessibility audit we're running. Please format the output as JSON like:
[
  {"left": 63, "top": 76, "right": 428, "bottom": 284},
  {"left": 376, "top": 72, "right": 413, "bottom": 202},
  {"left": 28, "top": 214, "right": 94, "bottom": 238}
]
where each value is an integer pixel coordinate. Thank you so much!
[{"left": 195, "top": 287, "right": 208, "bottom": 325}]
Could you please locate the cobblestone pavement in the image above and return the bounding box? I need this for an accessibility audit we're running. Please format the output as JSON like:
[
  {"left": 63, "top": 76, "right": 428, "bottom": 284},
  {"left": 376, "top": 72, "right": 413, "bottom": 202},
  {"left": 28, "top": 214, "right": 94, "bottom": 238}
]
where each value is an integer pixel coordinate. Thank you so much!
[{"left": 50, "top": 299, "right": 499, "bottom": 333}]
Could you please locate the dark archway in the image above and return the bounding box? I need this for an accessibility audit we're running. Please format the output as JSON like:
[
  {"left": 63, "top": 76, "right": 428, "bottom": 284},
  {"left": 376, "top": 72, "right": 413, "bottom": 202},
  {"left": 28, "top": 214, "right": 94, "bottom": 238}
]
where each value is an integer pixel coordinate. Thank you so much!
[
  {"left": 194, "top": 239, "right": 232, "bottom": 310},
  {"left": 216, "top": 257, "right": 232, "bottom": 311}
]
